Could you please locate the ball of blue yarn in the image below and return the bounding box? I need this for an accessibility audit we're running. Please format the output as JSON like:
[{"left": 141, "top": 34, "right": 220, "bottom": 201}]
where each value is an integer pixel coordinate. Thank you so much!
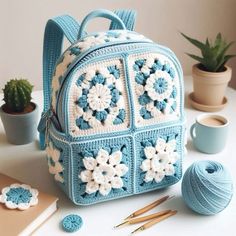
[{"left": 181, "top": 160, "right": 233, "bottom": 215}]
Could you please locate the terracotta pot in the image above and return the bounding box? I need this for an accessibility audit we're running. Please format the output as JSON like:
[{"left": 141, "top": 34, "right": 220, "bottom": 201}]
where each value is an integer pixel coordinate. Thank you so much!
[{"left": 192, "top": 64, "right": 232, "bottom": 106}]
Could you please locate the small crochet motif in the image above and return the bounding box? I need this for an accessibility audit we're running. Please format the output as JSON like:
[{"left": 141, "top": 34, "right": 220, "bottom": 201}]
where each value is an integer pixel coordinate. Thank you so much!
[
  {"left": 140, "top": 137, "right": 179, "bottom": 183},
  {"left": 79, "top": 148, "right": 129, "bottom": 196},
  {"left": 131, "top": 55, "right": 179, "bottom": 125},
  {"left": 46, "top": 141, "right": 64, "bottom": 183},
  {"left": 62, "top": 214, "right": 83, "bottom": 233},
  {"left": 51, "top": 30, "right": 151, "bottom": 111},
  {"left": 70, "top": 60, "right": 128, "bottom": 135},
  {"left": 0, "top": 183, "right": 38, "bottom": 210}
]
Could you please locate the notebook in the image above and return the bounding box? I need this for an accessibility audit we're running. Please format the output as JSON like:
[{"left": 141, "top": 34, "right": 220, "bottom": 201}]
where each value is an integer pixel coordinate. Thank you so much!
[{"left": 0, "top": 173, "right": 58, "bottom": 236}]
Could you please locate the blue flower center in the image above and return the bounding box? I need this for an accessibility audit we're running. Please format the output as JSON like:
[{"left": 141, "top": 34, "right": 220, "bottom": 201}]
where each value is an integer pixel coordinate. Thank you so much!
[
  {"left": 153, "top": 77, "right": 168, "bottom": 94},
  {"left": 6, "top": 187, "right": 32, "bottom": 204}
]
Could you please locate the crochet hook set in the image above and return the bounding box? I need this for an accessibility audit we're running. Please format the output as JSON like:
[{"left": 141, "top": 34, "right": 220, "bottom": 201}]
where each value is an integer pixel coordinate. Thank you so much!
[{"left": 114, "top": 195, "right": 177, "bottom": 234}]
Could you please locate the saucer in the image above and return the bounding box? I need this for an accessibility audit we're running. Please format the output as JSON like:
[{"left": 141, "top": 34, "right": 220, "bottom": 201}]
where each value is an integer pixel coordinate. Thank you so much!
[{"left": 188, "top": 92, "right": 228, "bottom": 112}]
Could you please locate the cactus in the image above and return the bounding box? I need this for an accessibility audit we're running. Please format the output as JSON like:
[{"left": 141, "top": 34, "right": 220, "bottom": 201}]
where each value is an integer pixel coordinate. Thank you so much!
[{"left": 3, "top": 79, "right": 34, "bottom": 112}]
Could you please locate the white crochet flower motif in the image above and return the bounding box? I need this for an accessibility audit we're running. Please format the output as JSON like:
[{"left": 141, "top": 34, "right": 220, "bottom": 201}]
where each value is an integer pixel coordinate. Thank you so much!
[
  {"left": 0, "top": 183, "right": 38, "bottom": 210},
  {"left": 114, "top": 31, "right": 150, "bottom": 42},
  {"left": 83, "top": 110, "right": 101, "bottom": 128},
  {"left": 140, "top": 138, "right": 179, "bottom": 183},
  {"left": 46, "top": 142, "right": 64, "bottom": 183},
  {"left": 79, "top": 149, "right": 129, "bottom": 196},
  {"left": 77, "top": 32, "right": 149, "bottom": 51},
  {"left": 163, "top": 98, "right": 176, "bottom": 114},
  {"left": 136, "top": 84, "right": 145, "bottom": 96},
  {"left": 74, "top": 31, "right": 152, "bottom": 55},
  {"left": 140, "top": 58, "right": 155, "bottom": 75},
  {"left": 78, "top": 34, "right": 107, "bottom": 51},
  {"left": 87, "top": 84, "right": 112, "bottom": 111},
  {"left": 145, "top": 70, "right": 173, "bottom": 101}
]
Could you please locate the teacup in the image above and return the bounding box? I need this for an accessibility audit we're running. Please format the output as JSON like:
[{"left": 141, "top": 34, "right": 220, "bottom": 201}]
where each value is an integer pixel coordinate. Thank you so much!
[{"left": 190, "top": 114, "right": 229, "bottom": 154}]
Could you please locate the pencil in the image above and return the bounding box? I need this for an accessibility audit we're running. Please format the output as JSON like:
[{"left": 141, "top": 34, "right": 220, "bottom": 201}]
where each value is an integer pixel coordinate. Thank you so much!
[
  {"left": 124, "top": 195, "right": 173, "bottom": 220},
  {"left": 131, "top": 210, "right": 177, "bottom": 234},
  {"left": 114, "top": 210, "right": 171, "bottom": 228}
]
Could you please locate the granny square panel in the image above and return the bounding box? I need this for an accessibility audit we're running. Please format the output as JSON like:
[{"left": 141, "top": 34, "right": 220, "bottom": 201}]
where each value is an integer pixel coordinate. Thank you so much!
[
  {"left": 128, "top": 53, "right": 180, "bottom": 127},
  {"left": 68, "top": 59, "right": 130, "bottom": 136}
]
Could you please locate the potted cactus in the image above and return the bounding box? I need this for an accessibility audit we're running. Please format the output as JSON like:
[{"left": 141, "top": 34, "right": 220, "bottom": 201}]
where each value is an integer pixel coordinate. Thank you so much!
[
  {"left": 181, "top": 32, "right": 235, "bottom": 109},
  {"left": 0, "top": 79, "right": 39, "bottom": 145}
]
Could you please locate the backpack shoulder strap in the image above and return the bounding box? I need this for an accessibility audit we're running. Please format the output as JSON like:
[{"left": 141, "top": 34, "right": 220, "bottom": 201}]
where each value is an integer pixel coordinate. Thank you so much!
[
  {"left": 110, "top": 9, "right": 136, "bottom": 31},
  {"left": 39, "top": 15, "right": 80, "bottom": 149},
  {"left": 43, "top": 15, "right": 80, "bottom": 112}
]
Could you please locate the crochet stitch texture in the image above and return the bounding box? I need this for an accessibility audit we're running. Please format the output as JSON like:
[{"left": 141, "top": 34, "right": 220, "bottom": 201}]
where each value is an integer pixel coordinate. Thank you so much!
[
  {"left": 0, "top": 183, "right": 38, "bottom": 210},
  {"left": 129, "top": 54, "right": 180, "bottom": 126},
  {"left": 79, "top": 148, "right": 129, "bottom": 196},
  {"left": 46, "top": 142, "right": 64, "bottom": 183},
  {"left": 62, "top": 214, "right": 83, "bottom": 232},
  {"left": 47, "top": 31, "right": 184, "bottom": 205},
  {"left": 51, "top": 31, "right": 151, "bottom": 110},
  {"left": 73, "top": 64, "right": 126, "bottom": 132},
  {"left": 140, "top": 137, "right": 179, "bottom": 183},
  {"left": 39, "top": 10, "right": 185, "bottom": 205}
]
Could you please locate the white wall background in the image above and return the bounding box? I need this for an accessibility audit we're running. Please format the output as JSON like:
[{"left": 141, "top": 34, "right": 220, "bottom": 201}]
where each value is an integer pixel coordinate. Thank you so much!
[{"left": 1, "top": 0, "right": 236, "bottom": 90}]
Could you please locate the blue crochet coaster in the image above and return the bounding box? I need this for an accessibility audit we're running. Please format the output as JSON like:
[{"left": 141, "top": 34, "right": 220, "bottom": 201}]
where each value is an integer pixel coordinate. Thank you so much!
[{"left": 62, "top": 214, "right": 83, "bottom": 233}]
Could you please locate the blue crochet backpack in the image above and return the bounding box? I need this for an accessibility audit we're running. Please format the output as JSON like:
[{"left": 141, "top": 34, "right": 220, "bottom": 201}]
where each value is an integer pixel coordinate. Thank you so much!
[{"left": 38, "top": 9, "right": 185, "bottom": 205}]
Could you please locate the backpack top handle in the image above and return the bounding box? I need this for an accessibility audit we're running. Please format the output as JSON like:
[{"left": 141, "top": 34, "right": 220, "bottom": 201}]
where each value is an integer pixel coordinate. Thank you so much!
[{"left": 78, "top": 9, "right": 127, "bottom": 40}]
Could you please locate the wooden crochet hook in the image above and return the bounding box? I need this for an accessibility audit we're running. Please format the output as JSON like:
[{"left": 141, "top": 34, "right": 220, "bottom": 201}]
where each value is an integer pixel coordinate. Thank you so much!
[
  {"left": 131, "top": 210, "right": 177, "bottom": 235},
  {"left": 114, "top": 210, "right": 171, "bottom": 228},
  {"left": 124, "top": 195, "right": 173, "bottom": 220}
]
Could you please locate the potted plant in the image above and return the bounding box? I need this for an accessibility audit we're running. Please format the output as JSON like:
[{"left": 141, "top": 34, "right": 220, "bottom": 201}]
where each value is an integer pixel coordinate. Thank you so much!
[
  {"left": 0, "top": 79, "right": 39, "bottom": 145},
  {"left": 181, "top": 32, "right": 235, "bottom": 109}
]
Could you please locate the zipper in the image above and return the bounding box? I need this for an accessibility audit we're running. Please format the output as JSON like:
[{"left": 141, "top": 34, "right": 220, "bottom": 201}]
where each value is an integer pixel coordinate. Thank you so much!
[{"left": 38, "top": 108, "right": 62, "bottom": 147}]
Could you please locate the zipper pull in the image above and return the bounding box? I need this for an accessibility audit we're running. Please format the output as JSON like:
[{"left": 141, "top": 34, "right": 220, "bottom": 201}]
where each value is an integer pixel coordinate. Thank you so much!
[
  {"left": 38, "top": 110, "right": 53, "bottom": 133},
  {"left": 45, "top": 110, "right": 53, "bottom": 147},
  {"left": 38, "top": 109, "right": 53, "bottom": 150}
]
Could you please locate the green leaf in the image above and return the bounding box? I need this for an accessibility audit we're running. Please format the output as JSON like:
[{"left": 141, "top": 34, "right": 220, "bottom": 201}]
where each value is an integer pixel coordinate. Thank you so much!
[
  {"left": 218, "top": 41, "right": 234, "bottom": 58},
  {"left": 224, "top": 54, "right": 236, "bottom": 62},
  {"left": 204, "top": 59, "right": 218, "bottom": 72},
  {"left": 206, "top": 38, "right": 210, "bottom": 47},
  {"left": 181, "top": 32, "right": 206, "bottom": 51},
  {"left": 201, "top": 45, "right": 214, "bottom": 60},
  {"left": 186, "top": 53, "right": 205, "bottom": 64},
  {"left": 214, "top": 33, "right": 222, "bottom": 46},
  {"left": 216, "top": 54, "right": 236, "bottom": 71},
  {"left": 215, "top": 42, "right": 234, "bottom": 70},
  {"left": 213, "top": 39, "right": 227, "bottom": 58}
]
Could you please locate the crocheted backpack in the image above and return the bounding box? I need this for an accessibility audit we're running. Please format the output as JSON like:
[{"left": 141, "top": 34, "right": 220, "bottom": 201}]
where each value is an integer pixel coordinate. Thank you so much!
[{"left": 38, "top": 9, "right": 185, "bottom": 205}]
